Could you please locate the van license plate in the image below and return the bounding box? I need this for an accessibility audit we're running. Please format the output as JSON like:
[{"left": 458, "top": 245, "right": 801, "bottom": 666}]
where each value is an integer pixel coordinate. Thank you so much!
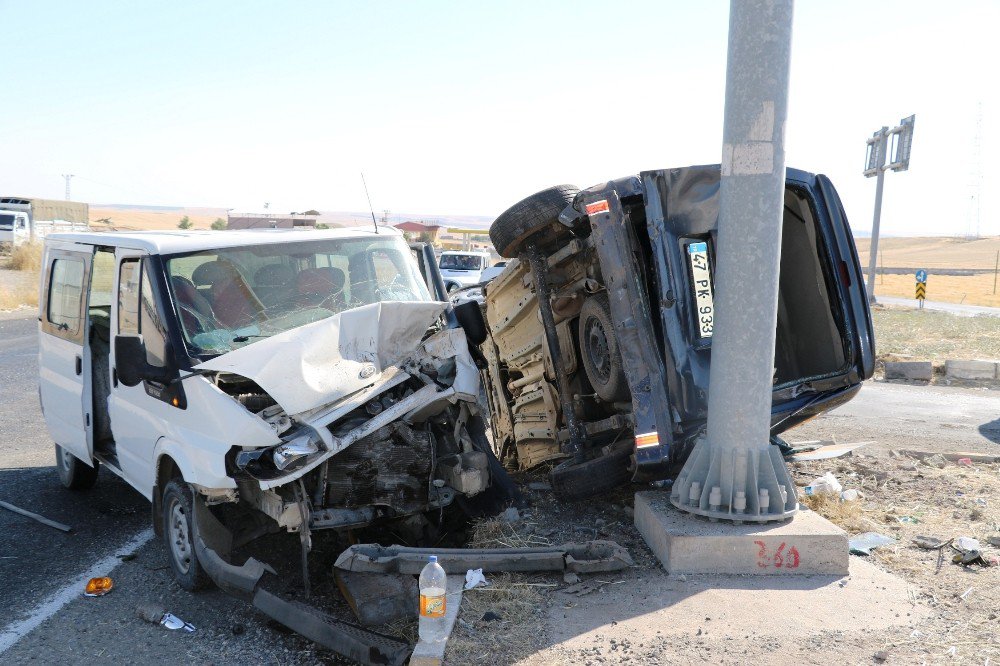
[{"left": 687, "top": 242, "right": 714, "bottom": 338}]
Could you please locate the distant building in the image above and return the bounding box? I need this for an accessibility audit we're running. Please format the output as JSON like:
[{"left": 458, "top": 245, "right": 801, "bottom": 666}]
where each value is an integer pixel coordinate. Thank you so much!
[
  {"left": 227, "top": 212, "right": 320, "bottom": 230},
  {"left": 394, "top": 221, "right": 442, "bottom": 242}
]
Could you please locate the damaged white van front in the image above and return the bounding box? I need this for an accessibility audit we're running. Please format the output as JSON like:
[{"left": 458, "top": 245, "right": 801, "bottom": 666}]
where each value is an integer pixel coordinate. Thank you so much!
[{"left": 38, "top": 228, "right": 505, "bottom": 659}]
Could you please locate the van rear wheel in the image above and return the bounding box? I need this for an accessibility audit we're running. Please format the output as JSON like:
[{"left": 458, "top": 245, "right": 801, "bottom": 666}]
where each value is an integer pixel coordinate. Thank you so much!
[
  {"left": 162, "top": 479, "right": 211, "bottom": 591},
  {"left": 55, "top": 444, "right": 99, "bottom": 490}
]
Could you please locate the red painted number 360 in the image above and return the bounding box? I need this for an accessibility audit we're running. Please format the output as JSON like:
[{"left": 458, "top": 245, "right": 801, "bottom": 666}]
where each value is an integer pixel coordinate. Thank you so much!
[{"left": 754, "top": 540, "right": 800, "bottom": 569}]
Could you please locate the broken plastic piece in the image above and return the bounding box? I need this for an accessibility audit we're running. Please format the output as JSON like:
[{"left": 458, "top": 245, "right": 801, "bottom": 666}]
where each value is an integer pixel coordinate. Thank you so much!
[
  {"left": 463, "top": 568, "right": 489, "bottom": 590},
  {"left": 136, "top": 601, "right": 196, "bottom": 631},
  {"left": 803, "top": 472, "right": 842, "bottom": 496},
  {"left": 84, "top": 577, "right": 113, "bottom": 597},
  {"left": 848, "top": 532, "right": 895, "bottom": 556},
  {"left": 911, "top": 535, "right": 946, "bottom": 550},
  {"left": 955, "top": 537, "right": 981, "bottom": 552}
]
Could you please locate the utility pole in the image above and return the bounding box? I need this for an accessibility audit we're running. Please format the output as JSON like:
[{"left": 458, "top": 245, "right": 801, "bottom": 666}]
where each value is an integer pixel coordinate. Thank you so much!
[
  {"left": 670, "top": 0, "right": 797, "bottom": 523},
  {"left": 864, "top": 115, "right": 915, "bottom": 304},
  {"left": 62, "top": 174, "right": 74, "bottom": 200}
]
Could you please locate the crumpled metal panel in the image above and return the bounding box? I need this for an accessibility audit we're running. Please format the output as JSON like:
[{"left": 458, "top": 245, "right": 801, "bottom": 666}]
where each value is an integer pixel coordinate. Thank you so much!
[{"left": 483, "top": 259, "right": 560, "bottom": 467}]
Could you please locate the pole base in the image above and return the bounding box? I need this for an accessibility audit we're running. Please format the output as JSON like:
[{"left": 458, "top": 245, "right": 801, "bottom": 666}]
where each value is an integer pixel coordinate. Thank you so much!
[{"left": 669, "top": 438, "right": 797, "bottom": 523}]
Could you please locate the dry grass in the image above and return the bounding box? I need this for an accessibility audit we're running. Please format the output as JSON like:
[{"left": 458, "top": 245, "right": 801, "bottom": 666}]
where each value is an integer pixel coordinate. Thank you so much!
[
  {"left": 872, "top": 307, "right": 1000, "bottom": 362},
  {"left": 800, "top": 491, "right": 868, "bottom": 534},
  {"left": 9, "top": 243, "right": 42, "bottom": 272},
  {"left": 856, "top": 235, "right": 1000, "bottom": 272},
  {"left": 0, "top": 282, "right": 38, "bottom": 310},
  {"left": 874, "top": 272, "right": 1000, "bottom": 308}
]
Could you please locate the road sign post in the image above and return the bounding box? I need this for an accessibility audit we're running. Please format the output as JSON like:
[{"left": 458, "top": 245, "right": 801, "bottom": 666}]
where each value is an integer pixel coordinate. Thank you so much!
[
  {"left": 915, "top": 269, "right": 927, "bottom": 309},
  {"left": 864, "top": 115, "right": 916, "bottom": 304}
]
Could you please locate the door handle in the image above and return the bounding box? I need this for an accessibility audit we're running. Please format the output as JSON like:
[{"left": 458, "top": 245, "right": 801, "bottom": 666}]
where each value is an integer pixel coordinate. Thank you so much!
[{"left": 75, "top": 355, "right": 82, "bottom": 376}]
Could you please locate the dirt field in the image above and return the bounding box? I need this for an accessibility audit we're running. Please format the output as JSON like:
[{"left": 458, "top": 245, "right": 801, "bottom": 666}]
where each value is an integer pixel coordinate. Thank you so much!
[
  {"left": 89, "top": 207, "right": 226, "bottom": 231},
  {"left": 855, "top": 236, "right": 1000, "bottom": 308}
]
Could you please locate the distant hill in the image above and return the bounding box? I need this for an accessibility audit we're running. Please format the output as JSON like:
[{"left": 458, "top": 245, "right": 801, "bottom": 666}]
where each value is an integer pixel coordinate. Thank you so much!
[
  {"left": 855, "top": 235, "right": 1000, "bottom": 271},
  {"left": 88, "top": 203, "right": 493, "bottom": 232}
]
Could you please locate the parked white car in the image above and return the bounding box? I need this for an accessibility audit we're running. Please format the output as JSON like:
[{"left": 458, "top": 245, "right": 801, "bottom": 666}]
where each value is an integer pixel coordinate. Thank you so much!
[
  {"left": 438, "top": 250, "right": 491, "bottom": 292},
  {"left": 37, "top": 228, "right": 507, "bottom": 648}
]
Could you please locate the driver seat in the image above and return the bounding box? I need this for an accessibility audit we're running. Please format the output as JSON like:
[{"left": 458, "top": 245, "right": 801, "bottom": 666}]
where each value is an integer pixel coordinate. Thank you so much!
[{"left": 295, "top": 267, "right": 346, "bottom": 311}]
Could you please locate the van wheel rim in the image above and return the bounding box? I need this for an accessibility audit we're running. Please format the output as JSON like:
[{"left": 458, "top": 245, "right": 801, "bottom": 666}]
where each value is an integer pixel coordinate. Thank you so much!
[
  {"left": 584, "top": 317, "right": 612, "bottom": 382},
  {"left": 168, "top": 499, "right": 192, "bottom": 575}
]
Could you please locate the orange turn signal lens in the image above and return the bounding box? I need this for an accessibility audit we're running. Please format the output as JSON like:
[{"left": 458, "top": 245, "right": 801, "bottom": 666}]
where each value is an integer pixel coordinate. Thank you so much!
[{"left": 84, "top": 576, "right": 114, "bottom": 597}]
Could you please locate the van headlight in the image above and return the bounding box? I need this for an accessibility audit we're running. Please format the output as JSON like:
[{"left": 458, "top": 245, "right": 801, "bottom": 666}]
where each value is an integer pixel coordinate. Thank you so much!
[
  {"left": 273, "top": 430, "right": 322, "bottom": 471},
  {"left": 235, "top": 426, "right": 323, "bottom": 478}
]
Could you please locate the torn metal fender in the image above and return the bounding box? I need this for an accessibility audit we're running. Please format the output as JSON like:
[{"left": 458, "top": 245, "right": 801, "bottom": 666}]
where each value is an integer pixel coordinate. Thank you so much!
[
  {"left": 191, "top": 493, "right": 410, "bottom": 666},
  {"left": 334, "top": 540, "right": 634, "bottom": 575},
  {"left": 258, "top": 383, "right": 454, "bottom": 491}
]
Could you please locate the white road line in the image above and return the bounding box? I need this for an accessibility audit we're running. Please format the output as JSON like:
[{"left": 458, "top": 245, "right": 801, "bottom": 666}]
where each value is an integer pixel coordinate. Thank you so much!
[{"left": 0, "top": 527, "right": 155, "bottom": 655}]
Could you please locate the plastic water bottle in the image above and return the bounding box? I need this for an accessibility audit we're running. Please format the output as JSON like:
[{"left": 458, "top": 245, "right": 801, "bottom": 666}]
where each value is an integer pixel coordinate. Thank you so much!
[{"left": 418, "top": 555, "right": 447, "bottom": 643}]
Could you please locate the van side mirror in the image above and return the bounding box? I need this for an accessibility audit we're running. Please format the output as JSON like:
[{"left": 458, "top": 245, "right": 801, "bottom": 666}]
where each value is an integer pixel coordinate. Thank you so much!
[
  {"left": 115, "top": 335, "right": 168, "bottom": 387},
  {"left": 453, "top": 299, "right": 488, "bottom": 346}
]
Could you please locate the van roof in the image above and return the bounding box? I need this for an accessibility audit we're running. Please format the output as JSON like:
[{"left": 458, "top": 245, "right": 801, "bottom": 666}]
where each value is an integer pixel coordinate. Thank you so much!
[{"left": 44, "top": 227, "right": 399, "bottom": 254}]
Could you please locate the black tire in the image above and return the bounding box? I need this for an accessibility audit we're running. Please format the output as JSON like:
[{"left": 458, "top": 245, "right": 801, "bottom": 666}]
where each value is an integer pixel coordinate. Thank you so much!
[
  {"left": 578, "top": 293, "right": 630, "bottom": 402},
  {"left": 55, "top": 444, "right": 99, "bottom": 490},
  {"left": 550, "top": 445, "right": 632, "bottom": 502},
  {"left": 161, "top": 479, "right": 211, "bottom": 591},
  {"left": 490, "top": 185, "right": 579, "bottom": 258}
]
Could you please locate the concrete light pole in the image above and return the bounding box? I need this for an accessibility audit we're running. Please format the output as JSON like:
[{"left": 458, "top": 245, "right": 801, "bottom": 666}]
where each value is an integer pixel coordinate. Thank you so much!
[{"left": 670, "top": 0, "right": 797, "bottom": 522}]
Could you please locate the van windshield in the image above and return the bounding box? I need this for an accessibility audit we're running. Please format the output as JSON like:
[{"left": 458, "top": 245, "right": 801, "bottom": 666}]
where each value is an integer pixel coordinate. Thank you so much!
[
  {"left": 165, "top": 236, "right": 432, "bottom": 355},
  {"left": 440, "top": 254, "right": 484, "bottom": 270}
]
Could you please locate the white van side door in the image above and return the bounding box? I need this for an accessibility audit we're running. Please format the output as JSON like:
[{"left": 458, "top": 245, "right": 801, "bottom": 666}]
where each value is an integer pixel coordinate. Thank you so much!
[
  {"left": 107, "top": 250, "right": 172, "bottom": 497},
  {"left": 38, "top": 246, "right": 95, "bottom": 464}
]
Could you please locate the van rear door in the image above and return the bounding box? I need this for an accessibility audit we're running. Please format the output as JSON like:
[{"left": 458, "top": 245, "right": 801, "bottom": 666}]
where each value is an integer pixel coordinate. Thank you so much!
[{"left": 38, "top": 245, "right": 95, "bottom": 464}]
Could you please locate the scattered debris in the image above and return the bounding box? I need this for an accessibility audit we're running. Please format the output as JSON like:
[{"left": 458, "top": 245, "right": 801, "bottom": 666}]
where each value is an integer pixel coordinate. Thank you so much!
[
  {"left": 464, "top": 569, "right": 489, "bottom": 590},
  {"left": 502, "top": 507, "right": 520, "bottom": 523},
  {"left": 920, "top": 454, "right": 948, "bottom": 469},
  {"left": 481, "top": 611, "right": 502, "bottom": 623},
  {"left": 901, "top": 450, "right": 1000, "bottom": 464},
  {"left": 559, "top": 579, "right": 624, "bottom": 597},
  {"left": 840, "top": 489, "right": 860, "bottom": 501},
  {"left": 958, "top": 587, "right": 974, "bottom": 601},
  {"left": 911, "top": 535, "right": 946, "bottom": 550},
  {"left": 954, "top": 537, "right": 980, "bottom": 551},
  {"left": 896, "top": 515, "right": 919, "bottom": 524},
  {"left": 787, "top": 440, "right": 872, "bottom": 461},
  {"left": 335, "top": 541, "right": 633, "bottom": 575},
  {"left": 956, "top": 457, "right": 973, "bottom": 467},
  {"left": 988, "top": 536, "right": 1000, "bottom": 548},
  {"left": 136, "top": 602, "right": 196, "bottom": 632},
  {"left": 563, "top": 572, "right": 580, "bottom": 584},
  {"left": 0, "top": 500, "right": 71, "bottom": 532},
  {"left": 848, "top": 532, "right": 895, "bottom": 556},
  {"left": 873, "top": 649, "right": 889, "bottom": 663},
  {"left": 83, "top": 577, "right": 113, "bottom": 597},
  {"left": 804, "top": 472, "right": 842, "bottom": 496}
]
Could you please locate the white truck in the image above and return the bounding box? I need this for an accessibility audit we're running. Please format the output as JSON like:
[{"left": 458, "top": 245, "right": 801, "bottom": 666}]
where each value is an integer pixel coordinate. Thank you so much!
[
  {"left": 37, "top": 227, "right": 508, "bottom": 661},
  {"left": 0, "top": 197, "right": 89, "bottom": 249},
  {"left": 437, "top": 250, "right": 492, "bottom": 292}
]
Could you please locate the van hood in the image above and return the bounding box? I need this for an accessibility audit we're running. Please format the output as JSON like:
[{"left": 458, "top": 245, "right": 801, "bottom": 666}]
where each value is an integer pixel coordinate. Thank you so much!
[{"left": 196, "top": 301, "right": 448, "bottom": 415}]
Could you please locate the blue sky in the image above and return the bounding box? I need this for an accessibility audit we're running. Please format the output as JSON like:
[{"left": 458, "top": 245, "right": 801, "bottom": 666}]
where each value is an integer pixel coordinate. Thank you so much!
[{"left": 1, "top": 0, "right": 997, "bottom": 235}]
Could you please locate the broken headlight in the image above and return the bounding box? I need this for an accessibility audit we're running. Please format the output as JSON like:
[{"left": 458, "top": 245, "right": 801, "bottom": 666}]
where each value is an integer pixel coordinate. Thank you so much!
[{"left": 236, "top": 426, "right": 323, "bottom": 479}]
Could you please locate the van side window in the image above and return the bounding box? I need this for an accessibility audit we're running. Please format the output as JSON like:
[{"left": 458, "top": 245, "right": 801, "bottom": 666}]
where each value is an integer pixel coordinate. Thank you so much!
[
  {"left": 47, "top": 258, "right": 86, "bottom": 340},
  {"left": 139, "top": 261, "right": 167, "bottom": 367},
  {"left": 118, "top": 258, "right": 167, "bottom": 368},
  {"left": 118, "top": 260, "right": 141, "bottom": 334},
  {"left": 371, "top": 249, "right": 402, "bottom": 290}
]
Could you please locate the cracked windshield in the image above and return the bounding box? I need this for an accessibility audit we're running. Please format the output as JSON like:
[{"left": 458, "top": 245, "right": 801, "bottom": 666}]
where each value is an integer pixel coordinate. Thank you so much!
[{"left": 165, "top": 235, "right": 431, "bottom": 354}]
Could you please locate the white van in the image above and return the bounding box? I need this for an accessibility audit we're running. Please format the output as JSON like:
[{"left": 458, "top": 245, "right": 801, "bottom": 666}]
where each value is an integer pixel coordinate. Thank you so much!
[
  {"left": 437, "top": 250, "right": 492, "bottom": 292},
  {"left": 38, "top": 228, "right": 504, "bottom": 625}
]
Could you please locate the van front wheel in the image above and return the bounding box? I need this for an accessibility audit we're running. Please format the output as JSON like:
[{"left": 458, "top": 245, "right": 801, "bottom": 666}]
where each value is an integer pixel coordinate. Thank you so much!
[
  {"left": 55, "top": 444, "right": 99, "bottom": 490},
  {"left": 162, "top": 480, "right": 211, "bottom": 591}
]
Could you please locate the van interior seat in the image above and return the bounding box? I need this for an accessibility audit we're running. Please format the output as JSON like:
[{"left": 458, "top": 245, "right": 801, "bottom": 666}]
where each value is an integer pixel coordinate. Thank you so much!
[
  {"left": 191, "top": 259, "right": 265, "bottom": 329},
  {"left": 296, "top": 267, "right": 346, "bottom": 310},
  {"left": 254, "top": 263, "right": 296, "bottom": 307},
  {"left": 171, "top": 275, "right": 217, "bottom": 334}
]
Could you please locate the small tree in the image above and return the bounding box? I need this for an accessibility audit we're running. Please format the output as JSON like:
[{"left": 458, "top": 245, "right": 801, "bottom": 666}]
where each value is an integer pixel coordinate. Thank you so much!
[
  {"left": 177, "top": 216, "right": 193, "bottom": 230},
  {"left": 315, "top": 223, "right": 330, "bottom": 230},
  {"left": 210, "top": 218, "right": 227, "bottom": 230}
]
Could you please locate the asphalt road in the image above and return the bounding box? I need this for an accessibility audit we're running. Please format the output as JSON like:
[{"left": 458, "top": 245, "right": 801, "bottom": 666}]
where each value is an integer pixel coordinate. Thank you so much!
[{"left": 0, "top": 310, "right": 997, "bottom": 663}]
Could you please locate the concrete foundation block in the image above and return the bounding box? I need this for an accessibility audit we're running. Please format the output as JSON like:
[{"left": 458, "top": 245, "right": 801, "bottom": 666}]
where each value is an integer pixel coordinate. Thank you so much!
[
  {"left": 634, "top": 491, "right": 849, "bottom": 576},
  {"left": 884, "top": 361, "right": 932, "bottom": 381},
  {"left": 945, "top": 359, "right": 998, "bottom": 380}
]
